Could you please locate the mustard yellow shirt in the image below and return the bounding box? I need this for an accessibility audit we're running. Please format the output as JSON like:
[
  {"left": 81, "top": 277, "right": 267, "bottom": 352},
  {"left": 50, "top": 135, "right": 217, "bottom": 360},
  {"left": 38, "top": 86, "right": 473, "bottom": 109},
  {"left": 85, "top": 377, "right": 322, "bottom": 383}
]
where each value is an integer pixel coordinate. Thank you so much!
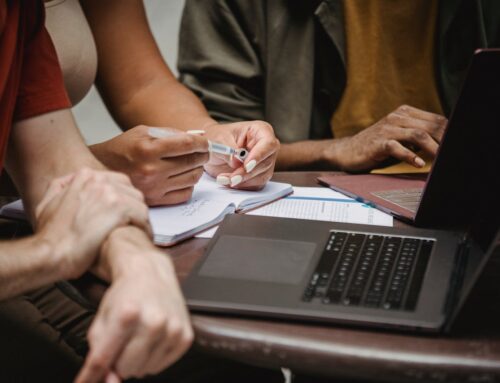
[{"left": 331, "top": 1, "right": 443, "bottom": 138}]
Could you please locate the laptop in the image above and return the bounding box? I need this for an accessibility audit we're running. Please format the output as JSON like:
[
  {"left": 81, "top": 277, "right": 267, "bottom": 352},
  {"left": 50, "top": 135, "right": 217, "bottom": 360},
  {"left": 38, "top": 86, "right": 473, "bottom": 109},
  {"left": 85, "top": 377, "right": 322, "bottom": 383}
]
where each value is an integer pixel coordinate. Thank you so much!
[
  {"left": 182, "top": 49, "right": 500, "bottom": 332},
  {"left": 318, "top": 49, "right": 500, "bottom": 227},
  {"left": 183, "top": 213, "right": 499, "bottom": 332}
]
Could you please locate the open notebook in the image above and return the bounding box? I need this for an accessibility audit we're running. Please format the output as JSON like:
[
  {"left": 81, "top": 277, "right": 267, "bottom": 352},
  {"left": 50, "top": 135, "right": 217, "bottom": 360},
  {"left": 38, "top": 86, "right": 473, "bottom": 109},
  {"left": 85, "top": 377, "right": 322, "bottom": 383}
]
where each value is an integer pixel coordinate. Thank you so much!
[
  {"left": 0, "top": 174, "right": 292, "bottom": 246},
  {"left": 150, "top": 174, "right": 292, "bottom": 245}
]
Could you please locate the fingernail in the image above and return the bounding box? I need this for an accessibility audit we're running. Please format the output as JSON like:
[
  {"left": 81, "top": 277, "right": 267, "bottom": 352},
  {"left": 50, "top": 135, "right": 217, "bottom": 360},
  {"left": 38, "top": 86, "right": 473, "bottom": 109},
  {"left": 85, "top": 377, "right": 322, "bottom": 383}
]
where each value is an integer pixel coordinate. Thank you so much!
[
  {"left": 230, "top": 175, "right": 243, "bottom": 187},
  {"left": 187, "top": 130, "right": 206, "bottom": 135},
  {"left": 216, "top": 175, "right": 230, "bottom": 185},
  {"left": 245, "top": 159, "right": 257, "bottom": 173},
  {"left": 414, "top": 157, "right": 426, "bottom": 168}
]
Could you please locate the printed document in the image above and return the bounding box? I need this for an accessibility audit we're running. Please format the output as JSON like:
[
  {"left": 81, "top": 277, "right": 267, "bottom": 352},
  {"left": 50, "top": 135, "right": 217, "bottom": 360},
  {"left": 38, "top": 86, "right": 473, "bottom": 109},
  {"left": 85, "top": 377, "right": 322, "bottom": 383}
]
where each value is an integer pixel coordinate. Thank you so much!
[{"left": 196, "top": 186, "right": 393, "bottom": 238}]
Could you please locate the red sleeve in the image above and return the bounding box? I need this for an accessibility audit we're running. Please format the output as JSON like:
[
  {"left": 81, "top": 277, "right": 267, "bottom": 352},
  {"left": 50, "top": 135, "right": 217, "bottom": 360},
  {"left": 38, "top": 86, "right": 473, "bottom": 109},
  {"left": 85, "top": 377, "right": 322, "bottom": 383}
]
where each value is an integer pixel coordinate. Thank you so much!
[{"left": 14, "top": 3, "right": 71, "bottom": 121}]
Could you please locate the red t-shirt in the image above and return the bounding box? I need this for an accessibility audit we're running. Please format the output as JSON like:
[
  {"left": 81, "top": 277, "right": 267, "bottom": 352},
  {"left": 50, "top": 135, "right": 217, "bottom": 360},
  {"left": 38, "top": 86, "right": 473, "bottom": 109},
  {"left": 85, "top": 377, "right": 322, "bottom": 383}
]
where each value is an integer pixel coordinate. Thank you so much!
[{"left": 0, "top": 0, "right": 70, "bottom": 171}]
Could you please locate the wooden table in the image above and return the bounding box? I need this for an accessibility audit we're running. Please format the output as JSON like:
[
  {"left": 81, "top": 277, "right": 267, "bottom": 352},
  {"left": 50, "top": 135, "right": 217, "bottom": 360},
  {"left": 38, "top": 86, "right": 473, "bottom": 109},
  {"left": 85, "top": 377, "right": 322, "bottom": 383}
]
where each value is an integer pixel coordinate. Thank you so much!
[
  {"left": 168, "top": 172, "right": 500, "bottom": 383},
  {"left": 1, "top": 172, "right": 499, "bottom": 382}
]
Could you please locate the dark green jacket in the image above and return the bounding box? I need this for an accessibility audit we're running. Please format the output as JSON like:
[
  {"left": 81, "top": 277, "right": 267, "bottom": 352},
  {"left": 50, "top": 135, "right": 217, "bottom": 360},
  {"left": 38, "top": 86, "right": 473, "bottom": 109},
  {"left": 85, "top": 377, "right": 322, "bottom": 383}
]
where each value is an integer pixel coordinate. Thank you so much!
[{"left": 178, "top": 0, "right": 500, "bottom": 143}]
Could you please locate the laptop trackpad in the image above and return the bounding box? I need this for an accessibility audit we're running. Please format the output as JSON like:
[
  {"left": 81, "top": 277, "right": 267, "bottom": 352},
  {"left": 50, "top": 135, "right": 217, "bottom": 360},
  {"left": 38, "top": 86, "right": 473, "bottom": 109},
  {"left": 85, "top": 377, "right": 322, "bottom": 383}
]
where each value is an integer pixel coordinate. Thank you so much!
[{"left": 199, "top": 235, "right": 316, "bottom": 284}]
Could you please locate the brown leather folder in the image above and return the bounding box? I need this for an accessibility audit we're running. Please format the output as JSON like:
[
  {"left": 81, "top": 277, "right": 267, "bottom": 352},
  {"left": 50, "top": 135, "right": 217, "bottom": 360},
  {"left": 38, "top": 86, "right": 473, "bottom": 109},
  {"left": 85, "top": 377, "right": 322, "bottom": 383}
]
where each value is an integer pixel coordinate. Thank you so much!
[{"left": 318, "top": 174, "right": 427, "bottom": 223}]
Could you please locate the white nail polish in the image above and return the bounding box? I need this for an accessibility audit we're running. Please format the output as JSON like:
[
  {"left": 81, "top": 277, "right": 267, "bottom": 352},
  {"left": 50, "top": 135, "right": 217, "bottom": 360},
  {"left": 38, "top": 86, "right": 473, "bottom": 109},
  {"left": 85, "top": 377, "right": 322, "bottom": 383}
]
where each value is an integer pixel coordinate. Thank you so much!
[
  {"left": 187, "top": 130, "right": 206, "bottom": 135},
  {"left": 245, "top": 159, "right": 257, "bottom": 173},
  {"left": 230, "top": 175, "right": 243, "bottom": 187},
  {"left": 216, "top": 175, "right": 230, "bottom": 185}
]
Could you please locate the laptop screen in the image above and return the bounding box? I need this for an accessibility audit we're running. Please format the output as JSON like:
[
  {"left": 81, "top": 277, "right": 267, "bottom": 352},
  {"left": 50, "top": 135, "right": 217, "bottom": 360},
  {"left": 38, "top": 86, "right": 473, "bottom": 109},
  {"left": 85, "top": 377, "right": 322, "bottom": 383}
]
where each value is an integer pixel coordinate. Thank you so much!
[{"left": 417, "top": 49, "right": 500, "bottom": 233}]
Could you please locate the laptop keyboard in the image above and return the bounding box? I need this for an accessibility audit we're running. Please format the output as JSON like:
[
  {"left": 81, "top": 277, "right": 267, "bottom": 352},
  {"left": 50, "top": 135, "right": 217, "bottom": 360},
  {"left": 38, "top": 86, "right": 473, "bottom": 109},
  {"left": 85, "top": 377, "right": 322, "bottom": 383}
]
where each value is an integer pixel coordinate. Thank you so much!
[
  {"left": 303, "top": 231, "right": 434, "bottom": 311},
  {"left": 371, "top": 188, "right": 423, "bottom": 213}
]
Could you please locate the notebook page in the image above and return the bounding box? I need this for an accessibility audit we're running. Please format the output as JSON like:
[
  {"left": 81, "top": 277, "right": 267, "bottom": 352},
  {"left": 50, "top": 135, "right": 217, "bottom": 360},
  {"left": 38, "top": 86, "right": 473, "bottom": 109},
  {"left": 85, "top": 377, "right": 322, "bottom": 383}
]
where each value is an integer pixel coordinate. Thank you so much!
[{"left": 193, "top": 173, "right": 293, "bottom": 210}]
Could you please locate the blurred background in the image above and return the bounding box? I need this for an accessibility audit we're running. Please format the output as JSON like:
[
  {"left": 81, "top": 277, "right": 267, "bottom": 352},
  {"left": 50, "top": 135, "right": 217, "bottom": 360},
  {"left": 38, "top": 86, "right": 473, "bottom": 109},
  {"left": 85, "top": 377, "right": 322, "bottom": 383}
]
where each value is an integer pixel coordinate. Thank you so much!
[{"left": 73, "top": 0, "right": 185, "bottom": 145}]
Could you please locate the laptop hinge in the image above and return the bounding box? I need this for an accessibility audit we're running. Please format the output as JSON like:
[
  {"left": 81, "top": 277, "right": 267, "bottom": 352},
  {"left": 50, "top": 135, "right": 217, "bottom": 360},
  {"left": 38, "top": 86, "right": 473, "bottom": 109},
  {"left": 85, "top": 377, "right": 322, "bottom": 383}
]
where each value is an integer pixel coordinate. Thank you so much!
[{"left": 442, "top": 233, "right": 470, "bottom": 332}]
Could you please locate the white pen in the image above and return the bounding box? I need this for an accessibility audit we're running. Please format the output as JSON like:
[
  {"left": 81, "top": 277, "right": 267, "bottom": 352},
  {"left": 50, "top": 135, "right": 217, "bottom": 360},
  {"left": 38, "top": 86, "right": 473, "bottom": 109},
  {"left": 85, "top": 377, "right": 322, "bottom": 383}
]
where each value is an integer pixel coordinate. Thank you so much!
[{"left": 148, "top": 127, "right": 248, "bottom": 162}]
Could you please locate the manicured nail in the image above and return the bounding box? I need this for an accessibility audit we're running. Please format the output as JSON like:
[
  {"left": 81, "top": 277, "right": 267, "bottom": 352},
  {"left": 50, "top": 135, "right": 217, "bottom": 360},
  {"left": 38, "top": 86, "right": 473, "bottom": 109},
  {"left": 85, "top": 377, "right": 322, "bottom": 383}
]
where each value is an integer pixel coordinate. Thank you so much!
[
  {"left": 245, "top": 159, "right": 257, "bottom": 173},
  {"left": 187, "top": 130, "right": 206, "bottom": 135},
  {"left": 216, "top": 175, "right": 230, "bottom": 185},
  {"left": 230, "top": 175, "right": 243, "bottom": 187},
  {"left": 414, "top": 157, "right": 425, "bottom": 168}
]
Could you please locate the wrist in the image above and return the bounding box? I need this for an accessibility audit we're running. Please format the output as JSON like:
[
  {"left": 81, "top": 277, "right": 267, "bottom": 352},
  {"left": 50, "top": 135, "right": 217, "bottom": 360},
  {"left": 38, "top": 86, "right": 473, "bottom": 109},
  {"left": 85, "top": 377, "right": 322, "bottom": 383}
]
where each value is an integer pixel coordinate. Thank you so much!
[
  {"left": 278, "top": 141, "right": 335, "bottom": 170},
  {"left": 318, "top": 138, "right": 349, "bottom": 171},
  {"left": 99, "top": 226, "right": 170, "bottom": 281},
  {"left": 34, "top": 230, "right": 74, "bottom": 280}
]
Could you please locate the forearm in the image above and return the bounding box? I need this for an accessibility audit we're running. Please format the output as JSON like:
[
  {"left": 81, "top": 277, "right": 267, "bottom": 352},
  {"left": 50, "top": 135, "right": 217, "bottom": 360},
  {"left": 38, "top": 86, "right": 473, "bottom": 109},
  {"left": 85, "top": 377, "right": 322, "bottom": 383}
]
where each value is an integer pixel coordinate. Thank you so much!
[
  {"left": 100, "top": 76, "right": 217, "bottom": 133},
  {"left": 0, "top": 235, "right": 65, "bottom": 300},
  {"left": 80, "top": 0, "right": 215, "bottom": 133},
  {"left": 6, "top": 109, "right": 104, "bottom": 220},
  {"left": 277, "top": 140, "right": 344, "bottom": 171}
]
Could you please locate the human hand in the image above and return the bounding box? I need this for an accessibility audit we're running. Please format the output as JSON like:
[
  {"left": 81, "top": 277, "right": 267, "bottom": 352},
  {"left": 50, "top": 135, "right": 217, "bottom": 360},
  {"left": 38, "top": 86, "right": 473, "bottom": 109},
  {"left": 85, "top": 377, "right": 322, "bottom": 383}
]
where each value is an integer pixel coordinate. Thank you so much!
[
  {"left": 326, "top": 105, "right": 447, "bottom": 172},
  {"left": 203, "top": 121, "right": 280, "bottom": 190},
  {"left": 75, "top": 227, "right": 193, "bottom": 383},
  {"left": 35, "top": 168, "right": 151, "bottom": 280},
  {"left": 90, "top": 125, "right": 209, "bottom": 206}
]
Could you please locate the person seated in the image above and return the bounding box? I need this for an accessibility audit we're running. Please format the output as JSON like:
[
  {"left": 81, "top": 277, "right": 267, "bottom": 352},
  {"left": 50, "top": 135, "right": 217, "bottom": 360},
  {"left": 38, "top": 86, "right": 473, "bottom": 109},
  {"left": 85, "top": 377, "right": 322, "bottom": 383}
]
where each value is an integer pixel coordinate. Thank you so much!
[
  {"left": 0, "top": 1, "right": 194, "bottom": 381},
  {"left": 44, "top": 0, "right": 280, "bottom": 207},
  {"left": 177, "top": 0, "right": 500, "bottom": 172}
]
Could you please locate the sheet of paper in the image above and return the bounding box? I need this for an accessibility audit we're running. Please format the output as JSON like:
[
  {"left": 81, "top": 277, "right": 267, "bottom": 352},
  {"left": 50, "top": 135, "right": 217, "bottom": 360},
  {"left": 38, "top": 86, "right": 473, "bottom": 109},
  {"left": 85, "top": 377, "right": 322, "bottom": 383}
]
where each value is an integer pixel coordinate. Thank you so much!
[{"left": 196, "top": 186, "right": 393, "bottom": 238}]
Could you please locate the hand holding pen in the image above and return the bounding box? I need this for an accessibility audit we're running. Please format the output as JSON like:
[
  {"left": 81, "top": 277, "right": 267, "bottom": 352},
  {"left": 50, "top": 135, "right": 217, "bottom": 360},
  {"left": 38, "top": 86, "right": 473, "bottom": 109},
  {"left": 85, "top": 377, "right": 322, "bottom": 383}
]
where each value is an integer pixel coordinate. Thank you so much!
[
  {"left": 148, "top": 121, "right": 279, "bottom": 190},
  {"left": 148, "top": 127, "right": 248, "bottom": 163},
  {"left": 197, "top": 121, "right": 280, "bottom": 190}
]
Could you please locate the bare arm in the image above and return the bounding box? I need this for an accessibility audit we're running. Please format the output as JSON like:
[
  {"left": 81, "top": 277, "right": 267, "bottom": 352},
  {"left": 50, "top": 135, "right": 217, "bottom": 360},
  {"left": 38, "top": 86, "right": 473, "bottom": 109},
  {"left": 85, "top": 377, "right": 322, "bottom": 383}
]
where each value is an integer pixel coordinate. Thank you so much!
[
  {"left": 5, "top": 109, "right": 192, "bottom": 380},
  {"left": 6, "top": 109, "right": 102, "bottom": 219},
  {"left": 0, "top": 235, "right": 62, "bottom": 300},
  {"left": 81, "top": 0, "right": 278, "bottom": 198},
  {"left": 80, "top": 0, "right": 215, "bottom": 132}
]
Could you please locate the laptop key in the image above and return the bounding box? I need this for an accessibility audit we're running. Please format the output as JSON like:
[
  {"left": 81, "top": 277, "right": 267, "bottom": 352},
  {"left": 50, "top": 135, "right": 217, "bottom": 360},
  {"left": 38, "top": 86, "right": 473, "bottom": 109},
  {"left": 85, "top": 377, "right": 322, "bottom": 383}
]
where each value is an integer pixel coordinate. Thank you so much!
[
  {"left": 303, "top": 232, "right": 347, "bottom": 302},
  {"left": 364, "top": 237, "right": 402, "bottom": 308},
  {"left": 404, "top": 240, "right": 434, "bottom": 310},
  {"left": 344, "top": 235, "right": 383, "bottom": 305},
  {"left": 326, "top": 233, "right": 364, "bottom": 304}
]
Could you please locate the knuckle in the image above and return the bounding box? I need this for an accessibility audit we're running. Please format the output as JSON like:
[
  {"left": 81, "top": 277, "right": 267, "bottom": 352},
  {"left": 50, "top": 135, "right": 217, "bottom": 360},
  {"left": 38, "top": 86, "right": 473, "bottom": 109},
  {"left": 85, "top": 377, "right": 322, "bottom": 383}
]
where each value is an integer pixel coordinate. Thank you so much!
[
  {"left": 191, "top": 167, "right": 204, "bottom": 184},
  {"left": 138, "top": 163, "right": 157, "bottom": 178},
  {"left": 183, "top": 327, "right": 195, "bottom": 346},
  {"left": 386, "top": 112, "right": 400, "bottom": 124},
  {"left": 383, "top": 139, "right": 398, "bottom": 153},
  {"left": 117, "top": 304, "right": 140, "bottom": 328},
  {"left": 77, "top": 167, "right": 93, "bottom": 179},
  {"left": 411, "top": 129, "right": 427, "bottom": 142},
  {"left": 398, "top": 104, "right": 410, "bottom": 112},
  {"left": 182, "top": 187, "right": 195, "bottom": 201},
  {"left": 432, "top": 123, "right": 443, "bottom": 134},
  {"left": 144, "top": 314, "right": 168, "bottom": 334},
  {"left": 256, "top": 120, "right": 273, "bottom": 131},
  {"left": 135, "top": 139, "right": 153, "bottom": 157},
  {"left": 88, "top": 355, "right": 107, "bottom": 374},
  {"left": 180, "top": 134, "right": 197, "bottom": 150},
  {"left": 378, "top": 124, "right": 390, "bottom": 135},
  {"left": 274, "top": 138, "right": 281, "bottom": 149},
  {"left": 167, "top": 319, "right": 183, "bottom": 337},
  {"left": 87, "top": 326, "right": 99, "bottom": 344}
]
